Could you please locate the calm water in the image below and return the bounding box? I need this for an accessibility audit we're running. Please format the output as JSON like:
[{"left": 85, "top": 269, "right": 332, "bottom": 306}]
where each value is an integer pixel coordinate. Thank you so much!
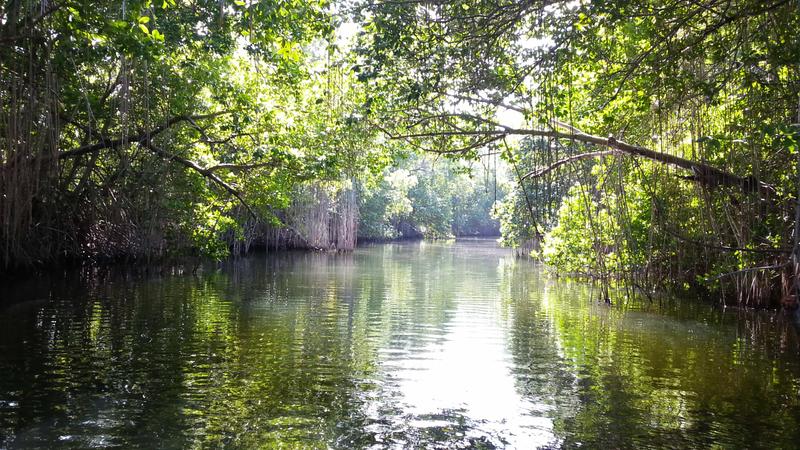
[{"left": 1, "top": 239, "right": 799, "bottom": 449}]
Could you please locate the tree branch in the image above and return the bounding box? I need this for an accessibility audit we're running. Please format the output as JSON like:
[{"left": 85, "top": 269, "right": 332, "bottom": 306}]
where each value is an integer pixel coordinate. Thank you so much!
[
  {"left": 0, "top": 112, "right": 232, "bottom": 171},
  {"left": 205, "top": 161, "right": 278, "bottom": 172},
  {"left": 138, "top": 141, "right": 259, "bottom": 220},
  {"left": 57, "top": 112, "right": 231, "bottom": 160},
  {"left": 387, "top": 122, "right": 775, "bottom": 196},
  {"left": 521, "top": 150, "right": 620, "bottom": 181},
  {"left": 141, "top": 141, "right": 322, "bottom": 250}
]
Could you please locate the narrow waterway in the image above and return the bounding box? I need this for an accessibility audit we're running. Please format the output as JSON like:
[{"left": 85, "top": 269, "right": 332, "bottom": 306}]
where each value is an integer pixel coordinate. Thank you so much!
[{"left": 1, "top": 239, "right": 799, "bottom": 449}]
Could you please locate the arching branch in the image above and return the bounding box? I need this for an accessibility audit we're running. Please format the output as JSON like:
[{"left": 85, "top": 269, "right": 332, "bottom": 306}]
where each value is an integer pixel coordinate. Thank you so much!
[
  {"left": 138, "top": 141, "right": 259, "bottom": 220},
  {"left": 521, "top": 150, "right": 620, "bottom": 181},
  {"left": 57, "top": 112, "right": 231, "bottom": 160},
  {"left": 387, "top": 123, "right": 775, "bottom": 196},
  {"left": 205, "top": 162, "right": 278, "bottom": 172},
  {"left": 137, "top": 141, "right": 325, "bottom": 250},
  {"left": 0, "top": 112, "right": 232, "bottom": 171}
]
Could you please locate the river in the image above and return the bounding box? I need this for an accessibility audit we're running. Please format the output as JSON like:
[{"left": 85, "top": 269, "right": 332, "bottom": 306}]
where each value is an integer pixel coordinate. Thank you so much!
[{"left": 1, "top": 239, "right": 799, "bottom": 448}]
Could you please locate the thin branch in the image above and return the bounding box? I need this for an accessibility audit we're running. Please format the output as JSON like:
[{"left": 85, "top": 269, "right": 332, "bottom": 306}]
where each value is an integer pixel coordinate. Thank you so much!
[
  {"left": 139, "top": 141, "right": 259, "bottom": 220},
  {"left": 61, "top": 112, "right": 230, "bottom": 160},
  {"left": 661, "top": 226, "right": 792, "bottom": 255},
  {"left": 521, "top": 150, "right": 620, "bottom": 181},
  {"left": 708, "top": 262, "right": 788, "bottom": 281},
  {"left": 0, "top": 112, "right": 231, "bottom": 171},
  {"left": 205, "top": 161, "right": 278, "bottom": 172},
  {"left": 438, "top": 91, "right": 528, "bottom": 115}
]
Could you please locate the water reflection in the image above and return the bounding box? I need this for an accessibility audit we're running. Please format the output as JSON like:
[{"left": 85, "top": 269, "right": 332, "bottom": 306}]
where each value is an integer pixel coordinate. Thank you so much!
[{"left": 1, "top": 239, "right": 799, "bottom": 448}]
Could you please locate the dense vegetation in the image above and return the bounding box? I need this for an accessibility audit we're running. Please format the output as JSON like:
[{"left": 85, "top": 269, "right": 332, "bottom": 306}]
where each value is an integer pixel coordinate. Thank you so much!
[
  {"left": 2, "top": 0, "right": 799, "bottom": 307},
  {"left": 359, "top": 153, "right": 502, "bottom": 240},
  {"left": 357, "top": 0, "right": 800, "bottom": 307}
]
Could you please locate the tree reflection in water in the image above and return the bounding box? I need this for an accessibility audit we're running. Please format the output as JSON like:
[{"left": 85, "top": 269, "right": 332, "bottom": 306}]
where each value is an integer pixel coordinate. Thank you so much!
[{"left": 1, "top": 239, "right": 798, "bottom": 448}]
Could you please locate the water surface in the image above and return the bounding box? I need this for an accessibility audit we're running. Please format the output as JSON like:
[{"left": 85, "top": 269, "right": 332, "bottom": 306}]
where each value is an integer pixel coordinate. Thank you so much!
[{"left": 1, "top": 239, "right": 799, "bottom": 448}]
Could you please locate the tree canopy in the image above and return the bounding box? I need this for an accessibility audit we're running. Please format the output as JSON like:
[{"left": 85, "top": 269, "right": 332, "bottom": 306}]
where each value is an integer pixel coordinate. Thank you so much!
[{"left": 354, "top": 0, "right": 800, "bottom": 305}]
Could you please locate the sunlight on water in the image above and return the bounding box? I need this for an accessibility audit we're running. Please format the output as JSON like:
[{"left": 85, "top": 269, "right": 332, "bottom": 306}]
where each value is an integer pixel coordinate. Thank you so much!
[
  {"left": 385, "top": 302, "right": 555, "bottom": 448},
  {"left": 1, "top": 238, "right": 799, "bottom": 449}
]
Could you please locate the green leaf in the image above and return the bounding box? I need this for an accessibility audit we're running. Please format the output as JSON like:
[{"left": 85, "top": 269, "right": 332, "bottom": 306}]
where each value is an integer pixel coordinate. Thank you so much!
[
  {"left": 138, "top": 23, "right": 150, "bottom": 34},
  {"left": 138, "top": 16, "right": 150, "bottom": 24}
]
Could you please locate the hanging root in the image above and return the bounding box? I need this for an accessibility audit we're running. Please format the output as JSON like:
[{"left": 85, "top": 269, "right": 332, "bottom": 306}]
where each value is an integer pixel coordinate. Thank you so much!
[{"left": 781, "top": 265, "right": 799, "bottom": 311}]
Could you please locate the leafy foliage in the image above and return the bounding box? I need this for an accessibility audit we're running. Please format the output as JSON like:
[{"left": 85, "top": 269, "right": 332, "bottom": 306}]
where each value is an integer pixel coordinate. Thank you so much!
[
  {"left": 359, "top": 155, "right": 502, "bottom": 240},
  {"left": 0, "top": 0, "right": 389, "bottom": 263},
  {"left": 354, "top": 0, "right": 800, "bottom": 305}
]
